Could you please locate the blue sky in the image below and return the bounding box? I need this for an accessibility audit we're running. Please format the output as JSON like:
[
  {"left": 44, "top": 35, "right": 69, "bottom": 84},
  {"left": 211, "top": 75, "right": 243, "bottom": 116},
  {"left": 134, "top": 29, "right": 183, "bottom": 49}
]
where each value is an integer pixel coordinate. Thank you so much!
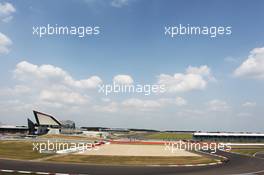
[{"left": 0, "top": 0, "right": 264, "bottom": 132}]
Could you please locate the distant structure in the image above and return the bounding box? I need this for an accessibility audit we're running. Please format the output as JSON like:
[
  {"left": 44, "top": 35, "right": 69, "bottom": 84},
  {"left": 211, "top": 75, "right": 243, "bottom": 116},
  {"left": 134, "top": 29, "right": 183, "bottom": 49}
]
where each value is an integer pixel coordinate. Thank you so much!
[
  {"left": 193, "top": 132, "right": 264, "bottom": 142},
  {"left": 27, "top": 118, "right": 36, "bottom": 135},
  {"left": 60, "top": 120, "right": 79, "bottom": 134},
  {"left": 0, "top": 125, "right": 28, "bottom": 135},
  {"left": 60, "top": 120, "right": 75, "bottom": 129},
  {"left": 0, "top": 111, "right": 76, "bottom": 136},
  {"left": 28, "top": 110, "right": 62, "bottom": 135},
  {"left": 164, "top": 130, "right": 195, "bottom": 134}
]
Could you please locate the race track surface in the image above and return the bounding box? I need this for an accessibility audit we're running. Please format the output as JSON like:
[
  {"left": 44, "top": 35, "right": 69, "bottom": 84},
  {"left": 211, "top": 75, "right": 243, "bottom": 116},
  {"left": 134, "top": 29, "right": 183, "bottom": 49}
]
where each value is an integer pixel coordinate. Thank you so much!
[{"left": 0, "top": 151, "right": 264, "bottom": 175}]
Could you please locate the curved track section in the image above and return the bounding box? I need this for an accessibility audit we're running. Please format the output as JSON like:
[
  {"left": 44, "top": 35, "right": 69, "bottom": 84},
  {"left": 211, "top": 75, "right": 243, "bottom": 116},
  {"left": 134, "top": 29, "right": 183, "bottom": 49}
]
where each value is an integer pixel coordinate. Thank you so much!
[
  {"left": 254, "top": 151, "right": 264, "bottom": 159},
  {"left": 0, "top": 151, "right": 263, "bottom": 175}
]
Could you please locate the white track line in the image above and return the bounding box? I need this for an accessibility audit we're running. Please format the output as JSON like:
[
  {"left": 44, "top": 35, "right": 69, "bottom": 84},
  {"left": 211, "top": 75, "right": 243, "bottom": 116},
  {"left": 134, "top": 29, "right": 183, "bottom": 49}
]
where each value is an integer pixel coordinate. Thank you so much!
[
  {"left": 228, "top": 169, "right": 264, "bottom": 175},
  {"left": 17, "top": 171, "right": 32, "bottom": 174},
  {"left": 0, "top": 169, "right": 90, "bottom": 175},
  {"left": 1, "top": 169, "right": 15, "bottom": 172}
]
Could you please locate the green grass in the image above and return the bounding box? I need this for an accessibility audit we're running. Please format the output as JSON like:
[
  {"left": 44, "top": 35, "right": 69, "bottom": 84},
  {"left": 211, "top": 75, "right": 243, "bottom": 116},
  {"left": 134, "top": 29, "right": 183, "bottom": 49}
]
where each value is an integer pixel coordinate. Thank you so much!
[
  {"left": 38, "top": 134, "right": 98, "bottom": 141},
  {"left": 0, "top": 141, "right": 53, "bottom": 160},
  {"left": 47, "top": 155, "right": 216, "bottom": 165},
  {"left": 144, "top": 133, "right": 193, "bottom": 140},
  {"left": 231, "top": 148, "right": 264, "bottom": 156},
  {"left": 230, "top": 145, "right": 264, "bottom": 156}
]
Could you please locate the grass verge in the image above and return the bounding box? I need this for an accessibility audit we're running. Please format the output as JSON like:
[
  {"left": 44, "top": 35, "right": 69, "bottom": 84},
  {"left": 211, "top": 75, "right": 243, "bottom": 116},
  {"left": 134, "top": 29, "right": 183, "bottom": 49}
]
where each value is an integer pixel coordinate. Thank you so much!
[
  {"left": 0, "top": 141, "right": 53, "bottom": 160},
  {"left": 231, "top": 148, "right": 264, "bottom": 156},
  {"left": 47, "top": 155, "right": 217, "bottom": 165},
  {"left": 38, "top": 134, "right": 98, "bottom": 141},
  {"left": 145, "top": 133, "right": 193, "bottom": 140}
]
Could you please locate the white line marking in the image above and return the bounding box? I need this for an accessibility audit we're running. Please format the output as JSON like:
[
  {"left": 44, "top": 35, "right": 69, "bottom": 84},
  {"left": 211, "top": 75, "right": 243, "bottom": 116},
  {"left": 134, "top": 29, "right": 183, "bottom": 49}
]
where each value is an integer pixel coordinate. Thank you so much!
[
  {"left": 35, "top": 172, "right": 50, "bottom": 175},
  {"left": 228, "top": 169, "right": 264, "bottom": 175},
  {"left": 168, "top": 165, "right": 179, "bottom": 167},
  {"left": 183, "top": 165, "right": 193, "bottom": 167},
  {"left": 18, "top": 171, "right": 32, "bottom": 174},
  {"left": 1, "top": 169, "right": 15, "bottom": 172},
  {"left": 253, "top": 151, "right": 264, "bottom": 158}
]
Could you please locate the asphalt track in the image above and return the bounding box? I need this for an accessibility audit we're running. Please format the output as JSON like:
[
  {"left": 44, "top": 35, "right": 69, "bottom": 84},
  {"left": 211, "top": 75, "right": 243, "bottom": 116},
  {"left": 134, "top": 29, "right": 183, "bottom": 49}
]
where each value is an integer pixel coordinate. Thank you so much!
[{"left": 0, "top": 151, "right": 264, "bottom": 175}]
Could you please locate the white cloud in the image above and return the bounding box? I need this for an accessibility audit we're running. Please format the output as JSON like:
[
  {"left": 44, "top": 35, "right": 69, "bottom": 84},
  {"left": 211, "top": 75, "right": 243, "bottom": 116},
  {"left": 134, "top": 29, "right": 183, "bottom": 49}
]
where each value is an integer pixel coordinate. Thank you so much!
[
  {"left": 234, "top": 47, "right": 264, "bottom": 79},
  {"left": 111, "top": 0, "right": 129, "bottom": 7},
  {"left": 93, "top": 102, "right": 118, "bottom": 113},
  {"left": 242, "top": 102, "right": 256, "bottom": 107},
  {"left": 101, "top": 97, "right": 111, "bottom": 102},
  {"left": 207, "top": 99, "right": 230, "bottom": 112},
  {"left": 186, "top": 65, "right": 210, "bottom": 76},
  {"left": 158, "top": 97, "right": 187, "bottom": 106},
  {"left": 40, "top": 89, "right": 88, "bottom": 105},
  {"left": 12, "top": 85, "right": 31, "bottom": 94},
  {"left": 122, "top": 98, "right": 162, "bottom": 111},
  {"left": 66, "top": 75, "right": 102, "bottom": 89},
  {"left": 176, "top": 108, "right": 205, "bottom": 118},
  {"left": 14, "top": 61, "right": 102, "bottom": 89},
  {"left": 158, "top": 65, "right": 214, "bottom": 93},
  {"left": 2, "top": 15, "right": 12, "bottom": 23},
  {"left": 6, "top": 61, "right": 103, "bottom": 109},
  {"left": 0, "top": 32, "right": 12, "bottom": 54},
  {"left": 237, "top": 112, "right": 252, "bottom": 117},
  {"left": 174, "top": 97, "right": 187, "bottom": 106},
  {"left": 121, "top": 97, "right": 187, "bottom": 111},
  {"left": 0, "top": 85, "right": 31, "bottom": 96},
  {"left": 0, "top": 99, "right": 32, "bottom": 112},
  {"left": 0, "top": 2, "right": 15, "bottom": 23},
  {"left": 92, "top": 96, "right": 187, "bottom": 113},
  {"left": 113, "top": 74, "right": 133, "bottom": 85},
  {"left": 0, "top": 2, "right": 15, "bottom": 15}
]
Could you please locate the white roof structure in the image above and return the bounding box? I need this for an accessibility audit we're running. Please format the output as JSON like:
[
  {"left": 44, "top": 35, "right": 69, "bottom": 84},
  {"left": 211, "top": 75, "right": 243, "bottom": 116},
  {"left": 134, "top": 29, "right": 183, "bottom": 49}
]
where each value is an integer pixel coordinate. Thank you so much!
[
  {"left": 33, "top": 111, "right": 61, "bottom": 126},
  {"left": 0, "top": 125, "right": 28, "bottom": 129},
  {"left": 194, "top": 132, "right": 264, "bottom": 137}
]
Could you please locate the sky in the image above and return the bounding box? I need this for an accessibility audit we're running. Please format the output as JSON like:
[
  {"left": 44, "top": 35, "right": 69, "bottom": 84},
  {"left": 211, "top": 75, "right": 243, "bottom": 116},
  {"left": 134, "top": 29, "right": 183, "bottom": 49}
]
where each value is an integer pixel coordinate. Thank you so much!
[{"left": 0, "top": 0, "right": 264, "bottom": 132}]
